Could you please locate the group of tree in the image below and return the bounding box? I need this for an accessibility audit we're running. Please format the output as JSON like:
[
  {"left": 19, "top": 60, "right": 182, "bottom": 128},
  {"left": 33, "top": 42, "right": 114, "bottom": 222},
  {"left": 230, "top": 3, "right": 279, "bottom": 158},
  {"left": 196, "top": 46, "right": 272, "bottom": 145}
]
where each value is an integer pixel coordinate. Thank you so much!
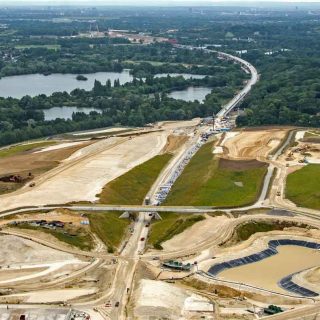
[{"left": 0, "top": 68, "right": 245, "bottom": 146}]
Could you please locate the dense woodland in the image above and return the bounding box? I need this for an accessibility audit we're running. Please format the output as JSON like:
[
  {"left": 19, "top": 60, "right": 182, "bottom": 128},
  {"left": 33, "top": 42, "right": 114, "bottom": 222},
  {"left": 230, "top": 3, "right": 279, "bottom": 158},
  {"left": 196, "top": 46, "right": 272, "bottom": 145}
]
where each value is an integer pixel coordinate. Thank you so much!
[{"left": 0, "top": 5, "right": 319, "bottom": 145}]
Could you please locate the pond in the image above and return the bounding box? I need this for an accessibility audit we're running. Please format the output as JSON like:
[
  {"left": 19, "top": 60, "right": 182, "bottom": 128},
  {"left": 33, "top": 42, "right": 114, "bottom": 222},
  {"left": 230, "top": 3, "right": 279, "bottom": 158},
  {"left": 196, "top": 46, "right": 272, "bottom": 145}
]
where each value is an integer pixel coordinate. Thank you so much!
[
  {"left": 217, "top": 245, "right": 320, "bottom": 294},
  {"left": 43, "top": 106, "right": 102, "bottom": 121},
  {"left": 168, "top": 86, "right": 212, "bottom": 102}
]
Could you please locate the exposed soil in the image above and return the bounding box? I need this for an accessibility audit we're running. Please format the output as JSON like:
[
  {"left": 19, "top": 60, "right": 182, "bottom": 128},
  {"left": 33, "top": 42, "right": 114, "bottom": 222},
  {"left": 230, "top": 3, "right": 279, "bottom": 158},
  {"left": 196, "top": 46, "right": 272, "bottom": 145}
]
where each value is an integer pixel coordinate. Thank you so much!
[
  {"left": 160, "top": 215, "right": 229, "bottom": 252},
  {"left": 162, "top": 134, "right": 189, "bottom": 153},
  {"left": 0, "top": 120, "right": 198, "bottom": 211},
  {"left": 305, "top": 267, "right": 320, "bottom": 285},
  {"left": 0, "top": 142, "right": 92, "bottom": 195},
  {"left": 0, "top": 234, "right": 77, "bottom": 265},
  {"left": 0, "top": 268, "right": 47, "bottom": 281},
  {"left": 0, "top": 141, "right": 91, "bottom": 176},
  {"left": 182, "top": 277, "right": 241, "bottom": 298},
  {"left": 221, "top": 129, "right": 288, "bottom": 160}
]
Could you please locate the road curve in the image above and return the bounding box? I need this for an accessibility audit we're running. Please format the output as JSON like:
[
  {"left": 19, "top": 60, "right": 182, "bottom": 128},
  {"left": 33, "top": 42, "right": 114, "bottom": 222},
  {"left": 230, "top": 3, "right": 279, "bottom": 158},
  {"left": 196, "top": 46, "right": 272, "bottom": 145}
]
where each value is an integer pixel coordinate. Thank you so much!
[{"left": 175, "top": 44, "right": 259, "bottom": 118}]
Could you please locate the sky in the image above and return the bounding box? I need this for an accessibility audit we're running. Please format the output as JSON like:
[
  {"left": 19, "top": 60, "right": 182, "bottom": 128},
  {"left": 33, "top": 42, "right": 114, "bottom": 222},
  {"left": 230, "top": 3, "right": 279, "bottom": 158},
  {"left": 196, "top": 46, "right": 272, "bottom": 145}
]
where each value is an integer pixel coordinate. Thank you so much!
[
  {"left": 0, "top": 0, "right": 319, "bottom": 6},
  {"left": 1, "top": 0, "right": 320, "bottom": 3}
]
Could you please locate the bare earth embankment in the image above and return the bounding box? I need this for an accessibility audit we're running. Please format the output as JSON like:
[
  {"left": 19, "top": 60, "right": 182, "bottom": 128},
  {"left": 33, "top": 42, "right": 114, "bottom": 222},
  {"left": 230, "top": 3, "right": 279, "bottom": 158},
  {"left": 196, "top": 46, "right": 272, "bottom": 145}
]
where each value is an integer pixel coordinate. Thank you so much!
[{"left": 0, "top": 120, "right": 198, "bottom": 211}]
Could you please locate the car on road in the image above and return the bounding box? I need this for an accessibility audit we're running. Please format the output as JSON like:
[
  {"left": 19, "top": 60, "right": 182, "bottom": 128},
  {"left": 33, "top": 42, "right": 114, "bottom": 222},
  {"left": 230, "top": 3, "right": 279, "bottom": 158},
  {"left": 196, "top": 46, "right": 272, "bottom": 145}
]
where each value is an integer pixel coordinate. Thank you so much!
[
  {"left": 140, "top": 237, "right": 145, "bottom": 241},
  {"left": 115, "top": 301, "right": 120, "bottom": 307}
]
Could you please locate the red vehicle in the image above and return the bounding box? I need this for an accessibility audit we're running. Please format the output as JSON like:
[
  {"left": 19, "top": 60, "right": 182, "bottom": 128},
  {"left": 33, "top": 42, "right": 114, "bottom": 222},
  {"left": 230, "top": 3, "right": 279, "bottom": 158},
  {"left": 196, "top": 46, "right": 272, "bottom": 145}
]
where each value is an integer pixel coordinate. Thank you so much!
[{"left": 140, "top": 237, "right": 145, "bottom": 241}]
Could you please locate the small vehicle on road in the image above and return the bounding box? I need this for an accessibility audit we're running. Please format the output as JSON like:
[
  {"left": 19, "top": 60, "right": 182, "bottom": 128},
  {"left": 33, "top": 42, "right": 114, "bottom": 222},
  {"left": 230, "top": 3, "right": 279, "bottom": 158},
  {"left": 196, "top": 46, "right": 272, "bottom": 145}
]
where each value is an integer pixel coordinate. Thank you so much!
[
  {"left": 115, "top": 301, "right": 120, "bottom": 307},
  {"left": 140, "top": 237, "right": 145, "bottom": 241}
]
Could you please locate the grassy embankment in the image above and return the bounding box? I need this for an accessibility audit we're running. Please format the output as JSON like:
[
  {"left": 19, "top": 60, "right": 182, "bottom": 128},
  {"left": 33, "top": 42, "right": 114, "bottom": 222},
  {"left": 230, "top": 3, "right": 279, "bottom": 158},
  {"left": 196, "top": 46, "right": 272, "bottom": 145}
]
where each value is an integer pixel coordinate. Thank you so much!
[
  {"left": 236, "top": 221, "right": 289, "bottom": 241},
  {"left": 88, "top": 211, "right": 130, "bottom": 253},
  {"left": 224, "top": 220, "right": 312, "bottom": 247},
  {"left": 6, "top": 209, "right": 128, "bottom": 252},
  {"left": 0, "top": 141, "right": 56, "bottom": 158},
  {"left": 148, "top": 213, "right": 205, "bottom": 249},
  {"left": 164, "top": 142, "right": 267, "bottom": 207},
  {"left": 99, "top": 154, "right": 172, "bottom": 204},
  {"left": 286, "top": 164, "right": 320, "bottom": 210},
  {"left": 12, "top": 223, "right": 93, "bottom": 251}
]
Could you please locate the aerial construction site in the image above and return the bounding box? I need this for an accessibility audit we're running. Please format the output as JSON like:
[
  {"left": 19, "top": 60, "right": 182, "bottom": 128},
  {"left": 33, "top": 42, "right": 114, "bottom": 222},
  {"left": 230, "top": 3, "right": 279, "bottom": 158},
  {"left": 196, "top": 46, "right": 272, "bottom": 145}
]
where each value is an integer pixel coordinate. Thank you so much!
[{"left": 0, "top": 12, "right": 319, "bottom": 320}]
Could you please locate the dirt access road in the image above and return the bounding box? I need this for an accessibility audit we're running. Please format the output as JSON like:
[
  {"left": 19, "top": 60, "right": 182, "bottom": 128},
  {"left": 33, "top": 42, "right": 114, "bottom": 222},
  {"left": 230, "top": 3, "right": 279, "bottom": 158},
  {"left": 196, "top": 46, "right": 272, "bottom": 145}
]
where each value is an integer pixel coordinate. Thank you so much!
[{"left": 0, "top": 120, "right": 198, "bottom": 212}]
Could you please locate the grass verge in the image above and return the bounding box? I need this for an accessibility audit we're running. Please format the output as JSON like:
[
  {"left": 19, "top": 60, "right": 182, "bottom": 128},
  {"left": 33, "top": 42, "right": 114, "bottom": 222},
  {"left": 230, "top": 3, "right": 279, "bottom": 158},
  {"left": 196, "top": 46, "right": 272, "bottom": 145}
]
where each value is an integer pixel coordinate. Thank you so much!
[
  {"left": 165, "top": 142, "right": 267, "bottom": 207},
  {"left": 88, "top": 211, "right": 130, "bottom": 252},
  {"left": 11, "top": 223, "right": 93, "bottom": 251},
  {"left": 0, "top": 141, "right": 56, "bottom": 158},
  {"left": 99, "top": 153, "right": 172, "bottom": 205},
  {"left": 148, "top": 213, "right": 205, "bottom": 250},
  {"left": 286, "top": 164, "right": 320, "bottom": 210}
]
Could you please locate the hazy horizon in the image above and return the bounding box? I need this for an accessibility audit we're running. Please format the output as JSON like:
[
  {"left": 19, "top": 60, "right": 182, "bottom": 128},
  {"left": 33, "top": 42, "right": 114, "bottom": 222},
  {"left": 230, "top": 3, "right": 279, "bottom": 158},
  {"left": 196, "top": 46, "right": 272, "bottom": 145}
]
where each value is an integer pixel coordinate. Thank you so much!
[{"left": 1, "top": 0, "right": 320, "bottom": 5}]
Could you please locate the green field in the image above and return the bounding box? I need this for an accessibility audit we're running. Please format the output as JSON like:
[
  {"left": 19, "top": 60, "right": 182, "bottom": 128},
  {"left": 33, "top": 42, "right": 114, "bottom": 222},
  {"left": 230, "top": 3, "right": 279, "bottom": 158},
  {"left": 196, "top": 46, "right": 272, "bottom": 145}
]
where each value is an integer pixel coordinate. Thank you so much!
[
  {"left": 12, "top": 223, "right": 94, "bottom": 251},
  {"left": 15, "top": 44, "right": 61, "bottom": 50},
  {"left": 99, "top": 154, "right": 172, "bottom": 205},
  {"left": 0, "top": 141, "right": 56, "bottom": 158},
  {"left": 164, "top": 143, "right": 267, "bottom": 207},
  {"left": 148, "top": 213, "right": 205, "bottom": 249},
  {"left": 88, "top": 211, "right": 130, "bottom": 252},
  {"left": 286, "top": 164, "right": 320, "bottom": 210}
]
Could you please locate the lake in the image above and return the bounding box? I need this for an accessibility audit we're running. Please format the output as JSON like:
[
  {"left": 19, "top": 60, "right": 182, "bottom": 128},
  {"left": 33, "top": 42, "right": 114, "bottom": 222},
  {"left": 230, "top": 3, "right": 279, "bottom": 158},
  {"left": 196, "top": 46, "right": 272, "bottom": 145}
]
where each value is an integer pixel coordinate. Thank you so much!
[
  {"left": 168, "top": 86, "right": 212, "bottom": 102},
  {"left": 0, "top": 70, "right": 133, "bottom": 99},
  {"left": 43, "top": 106, "right": 102, "bottom": 121},
  {"left": 43, "top": 85, "right": 212, "bottom": 120},
  {"left": 0, "top": 72, "right": 207, "bottom": 99},
  {"left": 154, "top": 73, "right": 206, "bottom": 79}
]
